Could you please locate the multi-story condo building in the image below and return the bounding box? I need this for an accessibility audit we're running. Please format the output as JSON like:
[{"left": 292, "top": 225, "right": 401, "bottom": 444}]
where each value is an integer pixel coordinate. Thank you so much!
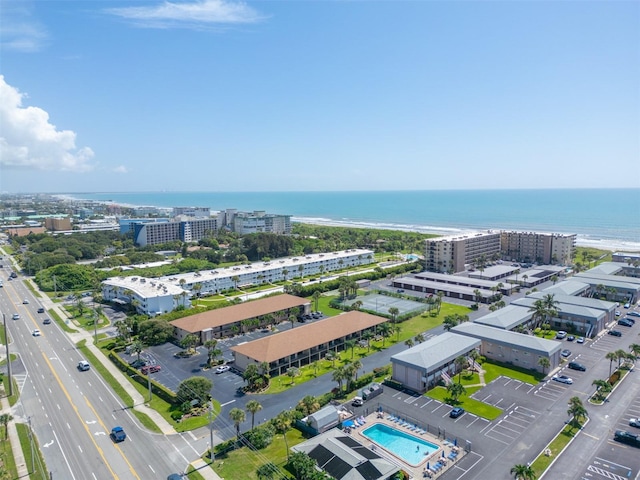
[
  {"left": 425, "top": 232, "right": 501, "bottom": 273},
  {"left": 101, "top": 276, "right": 190, "bottom": 316},
  {"left": 500, "top": 231, "right": 576, "bottom": 265},
  {"left": 172, "top": 207, "right": 210, "bottom": 218},
  {"left": 131, "top": 218, "right": 218, "bottom": 246},
  {"left": 44, "top": 217, "right": 72, "bottom": 231},
  {"left": 119, "top": 217, "right": 170, "bottom": 235},
  {"left": 230, "top": 211, "right": 292, "bottom": 235}
]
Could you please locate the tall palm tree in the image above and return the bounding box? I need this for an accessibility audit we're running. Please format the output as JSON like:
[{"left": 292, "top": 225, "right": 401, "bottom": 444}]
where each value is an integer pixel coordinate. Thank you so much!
[
  {"left": 455, "top": 356, "right": 467, "bottom": 383},
  {"left": 130, "top": 339, "right": 145, "bottom": 363},
  {"left": 404, "top": 338, "right": 414, "bottom": 349},
  {"left": 0, "top": 413, "right": 13, "bottom": 440},
  {"left": 446, "top": 382, "right": 466, "bottom": 402},
  {"left": 388, "top": 307, "right": 399, "bottom": 323},
  {"left": 246, "top": 400, "right": 262, "bottom": 430},
  {"left": 414, "top": 333, "right": 425, "bottom": 344},
  {"left": 332, "top": 366, "right": 347, "bottom": 392},
  {"left": 605, "top": 351, "right": 618, "bottom": 377},
  {"left": 273, "top": 411, "right": 292, "bottom": 461},
  {"left": 538, "top": 357, "right": 550, "bottom": 375},
  {"left": 510, "top": 464, "right": 536, "bottom": 480},
  {"left": 204, "top": 339, "right": 221, "bottom": 367},
  {"left": 229, "top": 408, "right": 246, "bottom": 442},
  {"left": 345, "top": 339, "right": 356, "bottom": 359},
  {"left": 298, "top": 395, "right": 320, "bottom": 416},
  {"left": 311, "top": 291, "right": 321, "bottom": 312}
]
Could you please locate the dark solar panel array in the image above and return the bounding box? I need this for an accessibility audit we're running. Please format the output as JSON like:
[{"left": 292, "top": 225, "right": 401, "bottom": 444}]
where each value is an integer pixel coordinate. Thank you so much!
[
  {"left": 356, "top": 462, "right": 383, "bottom": 480},
  {"left": 308, "top": 445, "right": 334, "bottom": 467},
  {"left": 533, "top": 270, "right": 553, "bottom": 278},
  {"left": 336, "top": 436, "right": 361, "bottom": 448}
]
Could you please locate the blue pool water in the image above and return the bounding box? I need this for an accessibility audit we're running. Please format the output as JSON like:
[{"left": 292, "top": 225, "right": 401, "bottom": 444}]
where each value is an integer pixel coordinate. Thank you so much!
[{"left": 362, "top": 423, "right": 439, "bottom": 465}]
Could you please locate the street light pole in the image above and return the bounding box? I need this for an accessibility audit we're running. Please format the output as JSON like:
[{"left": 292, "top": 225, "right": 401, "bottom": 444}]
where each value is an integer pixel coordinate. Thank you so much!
[
  {"left": 28, "top": 416, "right": 35, "bottom": 473},
  {"left": 147, "top": 373, "right": 152, "bottom": 403}
]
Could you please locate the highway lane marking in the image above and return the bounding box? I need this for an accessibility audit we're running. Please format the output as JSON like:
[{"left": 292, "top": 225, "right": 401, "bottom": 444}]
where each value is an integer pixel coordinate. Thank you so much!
[
  {"left": 83, "top": 396, "right": 141, "bottom": 480},
  {"left": 52, "top": 429, "right": 77, "bottom": 480},
  {"left": 41, "top": 352, "right": 121, "bottom": 479}
]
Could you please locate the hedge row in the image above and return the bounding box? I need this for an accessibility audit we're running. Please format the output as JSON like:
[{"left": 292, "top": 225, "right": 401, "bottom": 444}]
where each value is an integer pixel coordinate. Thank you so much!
[{"left": 108, "top": 350, "right": 179, "bottom": 405}]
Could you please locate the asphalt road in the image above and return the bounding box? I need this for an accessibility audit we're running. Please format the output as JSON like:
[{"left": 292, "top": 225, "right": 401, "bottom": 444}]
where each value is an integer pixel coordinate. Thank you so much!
[{"left": 0, "top": 273, "right": 204, "bottom": 479}]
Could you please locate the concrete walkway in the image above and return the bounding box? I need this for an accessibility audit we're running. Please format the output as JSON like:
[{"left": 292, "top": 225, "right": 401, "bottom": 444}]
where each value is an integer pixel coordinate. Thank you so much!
[{"left": 1, "top": 366, "right": 30, "bottom": 478}]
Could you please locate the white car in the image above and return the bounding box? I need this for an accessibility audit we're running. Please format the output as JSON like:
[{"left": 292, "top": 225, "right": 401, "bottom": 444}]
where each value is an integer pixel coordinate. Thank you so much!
[
  {"left": 630, "top": 418, "right": 640, "bottom": 428},
  {"left": 32, "top": 329, "right": 41, "bottom": 337},
  {"left": 552, "top": 374, "right": 573, "bottom": 385},
  {"left": 215, "top": 365, "right": 231, "bottom": 374},
  {"left": 23, "top": 299, "right": 29, "bottom": 304}
]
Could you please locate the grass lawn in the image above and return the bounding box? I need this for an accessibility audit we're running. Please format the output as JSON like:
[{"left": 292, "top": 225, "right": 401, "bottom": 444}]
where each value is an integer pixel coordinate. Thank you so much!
[
  {"left": 530, "top": 422, "right": 582, "bottom": 477},
  {"left": 263, "top": 299, "right": 471, "bottom": 394},
  {"left": 481, "top": 360, "right": 544, "bottom": 385},
  {"left": 0, "top": 425, "right": 18, "bottom": 479},
  {"left": 16, "top": 422, "right": 48, "bottom": 480},
  {"left": 426, "top": 386, "right": 502, "bottom": 420},
  {"left": 49, "top": 309, "right": 78, "bottom": 333},
  {"left": 212, "top": 429, "right": 307, "bottom": 480},
  {"left": 65, "top": 305, "right": 110, "bottom": 332}
]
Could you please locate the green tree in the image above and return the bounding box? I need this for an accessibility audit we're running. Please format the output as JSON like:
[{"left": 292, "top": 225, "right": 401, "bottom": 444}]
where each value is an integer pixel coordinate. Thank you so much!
[
  {"left": 273, "top": 411, "right": 293, "bottom": 461},
  {"left": 138, "top": 319, "right": 174, "bottom": 345},
  {"left": 130, "top": 339, "right": 145, "bottom": 363},
  {"left": 345, "top": 339, "right": 356, "bottom": 359},
  {"left": 447, "top": 382, "right": 466, "bottom": 403},
  {"left": 538, "top": 357, "right": 550, "bottom": 375},
  {"left": 455, "top": 355, "right": 467, "bottom": 383},
  {"left": 229, "top": 407, "right": 246, "bottom": 442},
  {"left": 605, "top": 351, "right": 618, "bottom": 377},
  {"left": 287, "top": 366, "right": 300, "bottom": 385},
  {"left": 180, "top": 334, "right": 199, "bottom": 354},
  {"left": 0, "top": 413, "right": 13, "bottom": 440},
  {"left": 298, "top": 395, "right": 320, "bottom": 416},
  {"left": 204, "top": 339, "right": 222, "bottom": 367},
  {"left": 312, "top": 291, "right": 321, "bottom": 312},
  {"left": 256, "top": 462, "right": 280, "bottom": 480},
  {"left": 176, "top": 376, "right": 212, "bottom": 404},
  {"left": 388, "top": 307, "right": 399, "bottom": 323},
  {"left": 510, "top": 464, "right": 536, "bottom": 480},
  {"left": 246, "top": 399, "right": 263, "bottom": 430}
]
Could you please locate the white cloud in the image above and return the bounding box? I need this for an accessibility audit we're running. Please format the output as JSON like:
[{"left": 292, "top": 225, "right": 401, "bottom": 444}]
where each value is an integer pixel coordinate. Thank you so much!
[
  {"left": 107, "top": 0, "right": 264, "bottom": 28},
  {"left": 0, "top": 76, "right": 95, "bottom": 172},
  {"left": 113, "top": 165, "right": 129, "bottom": 174},
  {"left": 0, "top": 1, "right": 48, "bottom": 52}
]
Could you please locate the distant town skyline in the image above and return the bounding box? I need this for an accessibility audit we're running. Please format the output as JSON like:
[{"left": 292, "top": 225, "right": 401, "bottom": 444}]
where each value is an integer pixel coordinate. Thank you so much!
[{"left": 1, "top": 0, "right": 638, "bottom": 193}]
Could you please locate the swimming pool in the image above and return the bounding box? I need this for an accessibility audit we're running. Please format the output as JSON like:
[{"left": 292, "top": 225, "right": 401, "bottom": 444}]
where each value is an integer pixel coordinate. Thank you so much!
[{"left": 361, "top": 423, "right": 439, "bottom": 466}]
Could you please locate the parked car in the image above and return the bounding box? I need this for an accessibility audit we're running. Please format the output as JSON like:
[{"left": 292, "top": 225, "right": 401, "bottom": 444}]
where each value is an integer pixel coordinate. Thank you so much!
[
  {"left": 627, "top": 311, "right": 640, "bottom": 317},
  {"left": 129, "top": 359, "right": 148, "bottom": 369},
  {"left": 140, "top": 365, "right": 161, "bottom": 374},
  {"left": 615, "top": 311, "right": 621, "bottom": 317},
  {"left": 618, "top": 319, "right": 633, "bottom": 327},
  {"left": 552, "top": 375, "right": 573, "bottom": 384},
  {"left": 566, "top": 335, "right": 575, "bottom": 342},
  {"left": 167, "top": 474, "right": 184, "bottom": 480},
  {"left": 555, "top": 331, "right": 567, "bottom": 339},
  {"left": 351, "top": 397, "right": 364, "bottom": 407},
  {"left": 614, "top": 430, "right": 640, "bottom": 447},
  {"left": 37, "top": 307, "right": 45, "bottom": 313},
  {"left": 449, "top": 407, "right": 465, "bottom": 418},
  {"left": 561, "top": 349, "right": 572, "bottom": 358},
  {"left": 629, "top": 418, "right": 640, "bottom": 428},
  {"left": 608, "top": 330, "right": 622, "bottom": 337},
  {"left": 576, "top": 337, "right": 585, "bottom": 344},
  {"left": 215, "top": 365, "right": 231, "bottom": 374},
  {"left": 568, "top": 362, "right": 586, "bottom": 371},
  {"left": 110, "top": 426, "right": 127, "bottom": 443},
  {"left": 624, "top": 303, "right": 631, "bottom": 309}
]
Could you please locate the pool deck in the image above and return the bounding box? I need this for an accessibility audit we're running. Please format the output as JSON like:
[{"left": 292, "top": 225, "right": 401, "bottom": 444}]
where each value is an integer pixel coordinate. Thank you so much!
[{"left": 349, "top": 412, "right": 466, "bottom": 479}]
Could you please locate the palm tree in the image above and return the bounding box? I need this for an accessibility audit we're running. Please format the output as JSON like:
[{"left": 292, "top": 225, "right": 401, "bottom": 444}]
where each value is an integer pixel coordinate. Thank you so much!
[
  {"left": 0, "top": 413, "right": 13, "bottom": 440},
  {"left": 231, "top": 275, "right": 240, "bottom": 290},
  {"left": 538, "top": 357, "right": 550, "bottom": 375},
  {"left": 130, "top": 339, "right": 144, "bottom": 362},
  {"left": 404, "top": 338, "right": 414, "bottom": 349},
  {"left": 286, "top": 367, "right": 300, "bottom": 385},
  {"left": 605, "top": 351, "right": 618, "bottom": 377},
  {"left": 362, "top": 331, "right": 374, "bottom": 352},
  {"left": 414, "top": 333, "right": 425, "bottom": 344},
  {"left": 436, "top": 291, "right": 444, "bottom": 314},
  {"left": 246, "top": 400, "right": 263, "bottom": 430},
  {"left": 256, "top": 462, "right": 279, "bottom": 480},
  {"left": 312, "top": 290, "right": 321, "bottom": 312},
  {"left": 204, "top": 339, "right": 222, "bottom": 367},
  {"left": 298, "top": 395, "right": 320, "bottom": 416},
  {"left": 447, "top": 382, "right": 466, "bottom": 403},
  {"left": 282, "top": 268, "right": 289, "bottom": 282},
  {"left": 345, "top": 339, "right": 356, "bottom": 359},
  {"left": 388, "top": 307, "right": 399, "bottom": 323},
  {"left": 180, "top": 334, "right": 199, "bottom": 354},
  {"left": 629, "top": 343, "right": 640, "bottom": 362},
  {"left": 229, "top": 407, "right": 246, "bottom": 442},
  {"left": 510, "top": 464, "right": 536, "bottom": 480},
  {"left": 351, "top": 300, "right": 363, "bottom": 311},
  {"left": 528, "top": 299, "right": 547, "bottom": 330},
  {"left": 567, "top": 396, "right": 587, "bottom": 425},
  {"left": 288, "top": 314, "right": 296, "bottom": 330},
  {"left": 273, "top": 411, "right": 292, "bottom": 461},
  {"left": 379, "top": 322, "right": 393, "bottom": 346},
  {"left": 332, "top": 366, "right": 347, "bottom": 392},
  {"left": 455, "top": 355, "right": 467, "bottom": 383}
]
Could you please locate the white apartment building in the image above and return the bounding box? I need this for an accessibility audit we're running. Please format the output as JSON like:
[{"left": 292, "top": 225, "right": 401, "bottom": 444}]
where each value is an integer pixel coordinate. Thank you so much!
[
  {"left": 425, "top": 232, "right": 501, "bottom": 273},
  {"left": 173, "top": 207, "right": 210, "bottom": 218},
  {"left": 161, "top": 248, "right": 375, "bottom": 296},
  {"left": 101, "top": 276, "right": 190, "bottom": 316}
]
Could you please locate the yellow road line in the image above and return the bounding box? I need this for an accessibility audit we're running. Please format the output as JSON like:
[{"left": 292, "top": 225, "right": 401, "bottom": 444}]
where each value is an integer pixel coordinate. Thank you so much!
[{"left": 41, "top": 352, "right": 139, "bottom": 479}]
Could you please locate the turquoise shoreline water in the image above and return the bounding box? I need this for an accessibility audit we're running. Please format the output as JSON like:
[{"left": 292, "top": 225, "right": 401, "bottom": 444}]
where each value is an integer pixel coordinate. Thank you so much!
[{"left": 62, "top": 189, "right": 640, "bottom": 251}]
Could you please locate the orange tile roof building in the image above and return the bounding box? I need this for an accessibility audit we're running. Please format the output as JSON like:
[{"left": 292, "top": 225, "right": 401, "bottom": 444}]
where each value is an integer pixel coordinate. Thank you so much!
[
  {"left": 170, "top": 294, "right": 310, "bottom": 343},
  {"left": 231, "top": 311, "right": 387, "bottom": 377}
]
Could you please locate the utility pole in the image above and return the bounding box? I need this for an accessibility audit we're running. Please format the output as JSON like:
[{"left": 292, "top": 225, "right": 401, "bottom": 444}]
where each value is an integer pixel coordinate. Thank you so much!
[
  {"left": 208, "top": 401, "right": 215, "bottom": 462},
  {"left": 147, "top": 372, "right": 152, "bottom": 403},
  {"left": 3, "top": 313, "right": 12, "bottom": 396}
]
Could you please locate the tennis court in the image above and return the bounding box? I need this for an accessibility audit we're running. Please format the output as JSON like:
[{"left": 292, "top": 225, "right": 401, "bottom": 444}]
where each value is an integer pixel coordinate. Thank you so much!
[{"left": 342, "top": 293, "right": 426, "bottom": 317}]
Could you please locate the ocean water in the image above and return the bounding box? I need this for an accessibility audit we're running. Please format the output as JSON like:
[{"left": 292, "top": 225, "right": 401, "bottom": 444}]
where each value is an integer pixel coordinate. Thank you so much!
[{"left": 65, "top": 189, "right": 640, "bottom": 251}]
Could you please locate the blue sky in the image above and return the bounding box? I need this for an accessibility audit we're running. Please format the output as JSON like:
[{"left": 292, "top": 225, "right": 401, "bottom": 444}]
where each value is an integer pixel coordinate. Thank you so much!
[{"left": 1, "top": 0, "right": 638, "bottom": 193}]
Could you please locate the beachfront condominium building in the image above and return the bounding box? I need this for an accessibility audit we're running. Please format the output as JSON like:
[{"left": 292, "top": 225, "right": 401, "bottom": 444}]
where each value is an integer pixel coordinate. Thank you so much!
[
  {"left": 172, "top": 207, "right": 210, "bottom": 218},
  {"left": 119, "top": 217, "right": 170, "bottom": 235},
  {"left": 131, "top": 218, "right": 218, "bottom": 246},
  {"left": 219, "top": 209, "right": 292, "bottom": 235},
  {"left": 425, "top": 232, "right": 501, "bottom": 273},
  {"left": 500, "top": 231, "right": 576, "bottom": 265},
  {"left": 44, "top": 216, "right": 72, "bottom": 231}
]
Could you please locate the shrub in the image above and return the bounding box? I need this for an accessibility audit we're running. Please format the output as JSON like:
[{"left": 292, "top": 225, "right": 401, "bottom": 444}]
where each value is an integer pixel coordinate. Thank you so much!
[
  {"left": 244, "top": 424, "right": 275, "bottom": 450},
  {"left": 171, "top": 411, "right": 183, "bottom": 421}
]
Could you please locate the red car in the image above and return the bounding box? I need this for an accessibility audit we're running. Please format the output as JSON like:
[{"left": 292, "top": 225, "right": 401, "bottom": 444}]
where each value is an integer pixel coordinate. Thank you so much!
[{"left": 140, "top": 365, "right": 161, "bottom": 374}]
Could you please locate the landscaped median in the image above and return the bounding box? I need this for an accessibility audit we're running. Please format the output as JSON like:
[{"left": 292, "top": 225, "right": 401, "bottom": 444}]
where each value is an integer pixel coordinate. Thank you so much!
[{"left": 531, "top": 416, "right": 589, "bottom": 478}]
